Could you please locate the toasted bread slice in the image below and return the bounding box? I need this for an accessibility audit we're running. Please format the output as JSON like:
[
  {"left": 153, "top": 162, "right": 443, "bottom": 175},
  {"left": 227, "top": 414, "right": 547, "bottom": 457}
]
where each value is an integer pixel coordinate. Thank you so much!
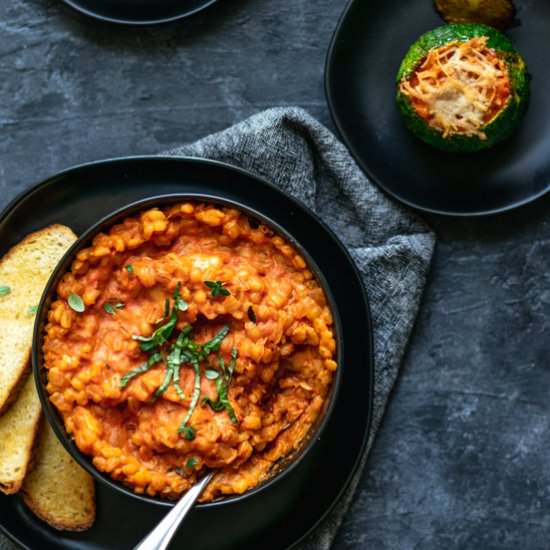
[
  {"left": 0, "top": 224, "right": 77, "bottom": 414},
  {"left": 22, "top": 423, "right": 95, "bottom": 531},
  {"left": 0, "top": 374, "right": 42, "bottom": 494}
]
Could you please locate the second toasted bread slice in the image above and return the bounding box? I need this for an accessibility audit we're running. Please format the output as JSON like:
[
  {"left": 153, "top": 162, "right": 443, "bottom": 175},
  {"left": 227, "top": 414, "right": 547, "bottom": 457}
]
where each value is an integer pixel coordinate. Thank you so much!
[
  {"left": 0, "top": 374, "right": 42, "bottom": 494},
  {"left": 22, "top": 423, "right": 95, "bottom": 531},
  {"left": 0, "top": 224, "right": 77, "bottom": 414}
]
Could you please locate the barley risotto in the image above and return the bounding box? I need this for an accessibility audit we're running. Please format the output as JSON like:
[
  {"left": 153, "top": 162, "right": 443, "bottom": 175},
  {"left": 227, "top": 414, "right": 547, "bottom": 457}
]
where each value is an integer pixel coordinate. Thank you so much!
[{"left": 43, "top": 202, "right": 337, "bottom": 501}]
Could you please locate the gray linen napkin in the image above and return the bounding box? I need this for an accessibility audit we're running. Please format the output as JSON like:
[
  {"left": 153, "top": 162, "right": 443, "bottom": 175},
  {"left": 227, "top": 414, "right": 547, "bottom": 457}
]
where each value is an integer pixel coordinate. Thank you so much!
[
  {"left": 167, "top": 107, "right": 436, "bottom": 549},
  {"left": 0, "top": 107, "right": 435, "bottom": 550}
]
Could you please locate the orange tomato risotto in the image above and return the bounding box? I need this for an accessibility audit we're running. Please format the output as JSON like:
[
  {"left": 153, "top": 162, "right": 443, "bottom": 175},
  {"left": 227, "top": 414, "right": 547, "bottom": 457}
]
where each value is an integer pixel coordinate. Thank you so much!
[{"left": 43, "top": 202, "right": 337, "bottom": 501}]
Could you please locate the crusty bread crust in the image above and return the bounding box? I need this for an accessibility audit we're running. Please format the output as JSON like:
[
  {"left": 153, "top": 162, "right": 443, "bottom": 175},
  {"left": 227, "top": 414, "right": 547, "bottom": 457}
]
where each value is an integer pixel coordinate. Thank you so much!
[
  {"left": 21, "top": 423, "right": 96, "bottom": 531},
  {"left": 0, "top": 223, "right": 94, "bottom": 530},
  {"left": 0, "top": 224, "right": 77, "bottom": 414},
  {"left": 0, "top": 373, "right": 43, "bottom": 494},
  {"left": 0, "top": 363, "right": 30, "bottom": 417}
]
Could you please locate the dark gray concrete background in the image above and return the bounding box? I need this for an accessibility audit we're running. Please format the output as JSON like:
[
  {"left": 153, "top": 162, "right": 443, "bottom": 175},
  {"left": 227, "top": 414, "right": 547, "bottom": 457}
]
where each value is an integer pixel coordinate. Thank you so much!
[{"left": 1, "top": 1, "right": 550, "bottom": 549}]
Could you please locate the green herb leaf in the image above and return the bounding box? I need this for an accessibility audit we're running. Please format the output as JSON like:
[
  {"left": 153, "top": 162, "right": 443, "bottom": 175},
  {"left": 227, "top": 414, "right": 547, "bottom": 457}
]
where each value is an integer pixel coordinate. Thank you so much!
[
  {"left": 68, "top": 293, "right": 85, "bottom": 313},
  {"left": 172, "top": 367, "right": 186, "bottom": 400},
  {"left": 228, "top": 348, "right": 238, "bottom": 376},
  {"left": 167, "top": 340, "right": 186, "bottom": 400},
  {"left": 163, "top": 298, "right": 170, "bottom": 319},
  {"left": 148, "top": 352, "right": 163, "bottom": 367},
  {"left": 202, "top": 376, "right": 238, "bottom": 423},
  {"left": 104, "top": 302, "right": 125, "bottom": 315},
  {"left": 139, "top": 340, "right": 158, "bottom": 352},
  {"left": 174, "top": 325, "right": 193, "bottom": 346},
  {"left": 225, "top": 402, "right": 238, "bottom": 424},
  {"left": 217, "top": 353, "right": 225, "bottom": 375},
  {"left": 204, "top": 369, "right": 220, "bottom": 380},
  {"left": 247, "top": 306, "right": 257, "bottom": 324},
  {"left": 120, "top": 363, "right": 150, "bottom": 388},
  {"left": 153, "top": 310, "right": 178, "bottom": 344},
  {"left": 179, "top": 361, "right": 201, "bottom": 438},
  {"left": 27, "top": 305, "right": 38, "bottom": 316},
  {"left": 0, "top": 286, "right": 11, "bottom": 297},
  {"left": 204, "top": 280, "right": 230, "bottom": 298},
  {"left": 132, "top": 308, "right": 178, "bottom": 352},
  {"left": 186, "top": 457, "right": 199, "bottom": 469},
  {"left": 126, "top": 264, "right": 134, "bottom": 273},
  {"left": 180, "top": 426, "right": 196, "bottom": 440},
  {"left": 174, "top": 282, "right": 189, "bottom": 312},
  {"left": 154, "top": 364, "right": 174, "bottom": 398},
  {"left": 202, "top": 325, "right": 230, "bottom": 355},
  {"left": 201, "top": 395, "right": 225, "bottom": 412}
]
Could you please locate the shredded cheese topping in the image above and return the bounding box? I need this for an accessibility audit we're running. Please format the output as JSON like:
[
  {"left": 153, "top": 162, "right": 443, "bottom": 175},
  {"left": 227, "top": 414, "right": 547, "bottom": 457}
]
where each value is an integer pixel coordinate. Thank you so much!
[{"left": 400, "top": 36, "right": 511, "bottom": 139}]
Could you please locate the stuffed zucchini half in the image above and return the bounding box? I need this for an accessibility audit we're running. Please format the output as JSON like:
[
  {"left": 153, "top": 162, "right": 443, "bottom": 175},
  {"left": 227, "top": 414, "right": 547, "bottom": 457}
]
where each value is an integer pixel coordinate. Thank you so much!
[{"left": 396, "top": 23, "right": 529, "bottom": 152}]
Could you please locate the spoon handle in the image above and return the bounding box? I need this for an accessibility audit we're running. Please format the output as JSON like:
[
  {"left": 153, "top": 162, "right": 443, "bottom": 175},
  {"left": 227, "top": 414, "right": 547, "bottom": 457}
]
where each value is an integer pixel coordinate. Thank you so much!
[{"left": 133, "top": 472, "right": 215, "bottom": 550}]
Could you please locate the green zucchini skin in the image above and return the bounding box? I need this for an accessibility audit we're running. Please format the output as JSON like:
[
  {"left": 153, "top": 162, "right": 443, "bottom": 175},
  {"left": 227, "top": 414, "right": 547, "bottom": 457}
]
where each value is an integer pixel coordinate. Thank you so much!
[{"left": 395, "top": 23, "right": 530, "bottom": 153}]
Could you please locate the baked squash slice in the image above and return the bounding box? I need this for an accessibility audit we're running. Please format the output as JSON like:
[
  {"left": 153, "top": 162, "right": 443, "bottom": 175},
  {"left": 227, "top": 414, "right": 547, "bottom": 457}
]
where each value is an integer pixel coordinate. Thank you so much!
[{"left": 396, "top": 23, "right": 529, "bottom": 152}]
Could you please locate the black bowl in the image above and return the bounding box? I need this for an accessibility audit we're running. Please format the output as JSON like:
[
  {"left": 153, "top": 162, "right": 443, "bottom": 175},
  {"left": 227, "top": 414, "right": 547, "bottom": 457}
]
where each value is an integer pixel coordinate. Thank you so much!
[
  {"left": 62, "top": 0, "right": 218, "bottom": 25},
  {"left": 32, "top": 192, "right": 344, "bottom": 509}
]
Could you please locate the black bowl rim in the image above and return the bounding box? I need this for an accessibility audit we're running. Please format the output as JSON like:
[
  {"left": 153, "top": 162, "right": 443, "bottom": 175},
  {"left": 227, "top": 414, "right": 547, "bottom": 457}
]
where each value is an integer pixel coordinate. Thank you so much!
[
  {"left": 324, "top": 0, "right": 550, "bottom": 218},
  {"left": 32, "top": 189, "right": 345, "bottom": 509},
  {"left": 61, "top": 0, "right": 219, "bottom": 26}
]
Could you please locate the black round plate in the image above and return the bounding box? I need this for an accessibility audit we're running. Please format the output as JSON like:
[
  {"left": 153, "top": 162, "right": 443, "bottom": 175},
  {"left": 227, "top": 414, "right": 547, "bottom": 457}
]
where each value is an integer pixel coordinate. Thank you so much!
[
  {"left": 0, "top": 157, "right": 373, "bottom": 550},
  {"left": 62, "top": 0, "right": 218, "bottom": 25},
  {"left": 325, "top": 0, "right": 550, "bottom": 216}
]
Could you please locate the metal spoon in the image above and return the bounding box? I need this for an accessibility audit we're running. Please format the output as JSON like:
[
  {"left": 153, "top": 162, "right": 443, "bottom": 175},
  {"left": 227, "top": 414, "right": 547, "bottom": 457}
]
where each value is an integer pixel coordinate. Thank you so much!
[{"left": 133, "top": 472, "right": 215, "bottom": 550}]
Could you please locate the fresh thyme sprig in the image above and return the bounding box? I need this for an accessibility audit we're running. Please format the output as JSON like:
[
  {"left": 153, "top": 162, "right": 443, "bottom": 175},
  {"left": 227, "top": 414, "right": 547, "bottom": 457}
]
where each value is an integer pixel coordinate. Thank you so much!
[{"left": 204, "top": 280, "right": 230, "bottom": 297}]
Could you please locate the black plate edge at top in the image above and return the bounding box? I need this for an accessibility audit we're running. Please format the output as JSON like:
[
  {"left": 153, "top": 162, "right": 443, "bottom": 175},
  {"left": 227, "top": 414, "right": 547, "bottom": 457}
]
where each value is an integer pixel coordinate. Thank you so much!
[
  {"left": 0, "top": 155, "right": 374, "bottom": 550},
  {"left": 324, "top": 0, "right": 550, "bottom": 218},
  {"left": 62, "top": 0, "right": 219, "bottom": 26}
]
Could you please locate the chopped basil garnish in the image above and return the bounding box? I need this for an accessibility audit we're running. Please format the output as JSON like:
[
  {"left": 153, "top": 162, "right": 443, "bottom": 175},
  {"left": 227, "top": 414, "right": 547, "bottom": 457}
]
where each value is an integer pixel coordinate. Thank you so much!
[
  {"left": 202, "top": 325, "right": 230, "bottom": 355},
  {"left": 0, "top": 286, "right": 11, "bottom": 297},
  {"left": 172, "top": 366, "right": 186, "bottom": 400},
  {"left": 178, "top": 360, "right": 201, "bottom": 438},
  {"left": 201, "top": 348, "right": 239, "bottom": 424},
  {"left": 68, "top": 293, "right": 85, "bottom": 313},
  {"left": 27, "top": 305, "right": 38, "bottom": 316},
  {"left": 119, "top": 353, "right": 162, "bottom": 389},
  {"left": 127, "top": 288, "right": 236, "bottom": 437},
  {"left": 204, "top": 280, "right": 230, "bottom": 297},
  {"left": 186, "top": 457, "right": 199, "bottom": 469},
  {"left": 148, "top": 352, "right": 163, "bottom": 367},
  {"left": 120, "top": 363, "right": 150, "bottom": 388},
  {"left": 126, "top": 264, "right": 134, "bottom": 273},
  {"left": 154, "top": 364, "right": 175, "bottom": 398},
  {"left": 247, "top": 306, "right": 257, "bottom": 324},
  {"left": 104, "top": 302, "right": 124, "bottom": 315},
  {"left": 132, "top": 308, "right": 178, "bottom": 351}
]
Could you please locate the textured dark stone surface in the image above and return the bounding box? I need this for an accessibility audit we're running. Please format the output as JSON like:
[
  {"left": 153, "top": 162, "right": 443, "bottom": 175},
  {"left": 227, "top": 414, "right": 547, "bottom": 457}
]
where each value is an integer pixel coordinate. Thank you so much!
[{"left": 1, "top": 0, "right": 550, "bottom": 549}]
